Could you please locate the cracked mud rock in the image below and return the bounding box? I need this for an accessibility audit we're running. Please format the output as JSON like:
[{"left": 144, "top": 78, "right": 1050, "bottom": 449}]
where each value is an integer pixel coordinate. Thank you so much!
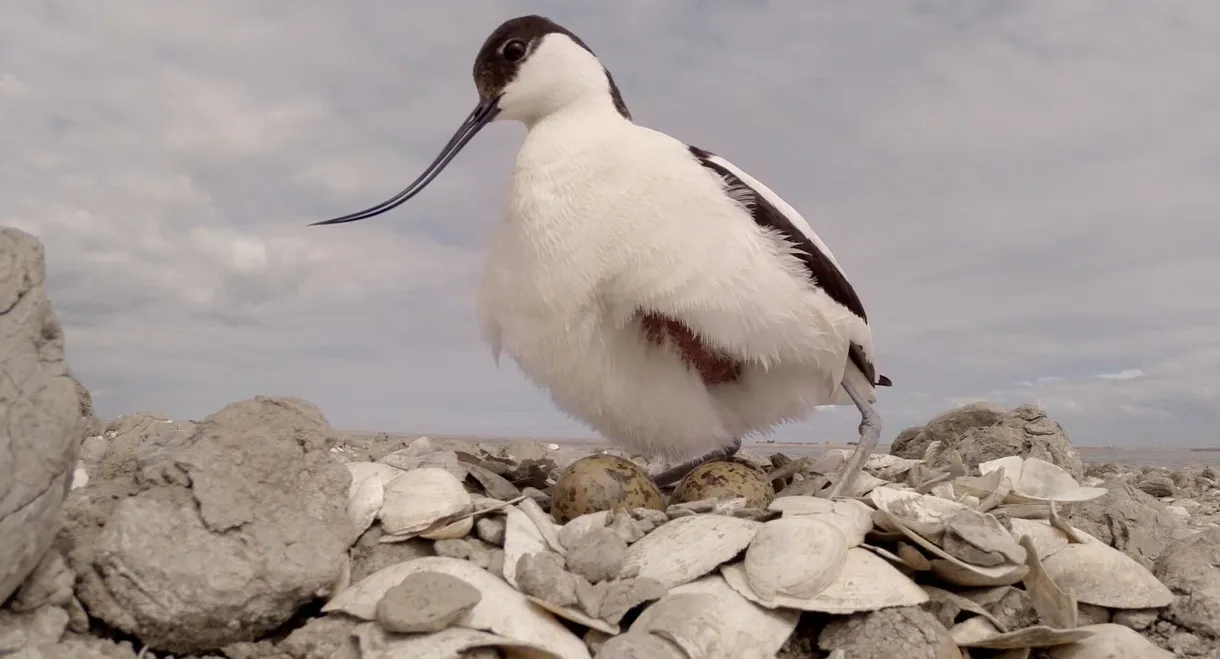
[
  {"left": 818, "top": 606, "right": 960, "bottom": 658},
  {"left": 892, "top": 402, "right": 1085, "bottom": 479},
  {"left": 0, "top": 227, "right": 88, "bottom": 605},
  {"left": 58, "top": 396, "right": 355, "bottom": 654},
  {"left": 374, "top": 572, "right": 481, "bottom": 633},
  {"left": 1153, "top": 527, "right": 1220, "bottom": 639},
  {"left": 1065, "top": 477, "right": 1186, "bottom": 569}
]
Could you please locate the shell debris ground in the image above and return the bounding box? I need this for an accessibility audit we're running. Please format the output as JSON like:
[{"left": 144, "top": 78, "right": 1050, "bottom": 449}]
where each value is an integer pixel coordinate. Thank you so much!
[{"left": 13, "top": 401, "right": 1218, "bottom": 659}]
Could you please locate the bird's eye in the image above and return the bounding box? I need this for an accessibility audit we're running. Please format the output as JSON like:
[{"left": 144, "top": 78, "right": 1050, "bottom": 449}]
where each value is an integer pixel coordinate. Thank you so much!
[{"left": 502, "top": 39, "right": 527, "bottom": 62}]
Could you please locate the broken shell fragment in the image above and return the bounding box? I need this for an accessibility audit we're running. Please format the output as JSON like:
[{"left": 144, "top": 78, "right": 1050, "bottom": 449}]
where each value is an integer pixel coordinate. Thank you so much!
[
  {"left": 325, "top": 556, "right": 590, "bottom": 659},
  {"left": 620, "top": 514, "right": 759, "bottom": 589},
  {"left": 722, "top": 547, "right": 928, "bottom": 614},
  {"left": 354, "top": 623, "right": 562, "bottom": 659},
  {"left": 1040, "top": 536, "right": 1174, "bottom": 609},
  {"left": 743, "top": 516, "right": 848, "bottom": 601},
  {"left": 869, "top": 486, "right": 970, "bottom": 538},
  {"left": 979, "top": 456, "right": 1106, "bottom": 504},
  {"left": 767, "top": 496, "right": 873, "bottom": 547}
]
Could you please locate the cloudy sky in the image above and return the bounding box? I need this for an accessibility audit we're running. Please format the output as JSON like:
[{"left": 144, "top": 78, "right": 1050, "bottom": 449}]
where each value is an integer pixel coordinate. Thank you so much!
[{"left": 3, "top": 2, "right": 1217, "bottom": 448}]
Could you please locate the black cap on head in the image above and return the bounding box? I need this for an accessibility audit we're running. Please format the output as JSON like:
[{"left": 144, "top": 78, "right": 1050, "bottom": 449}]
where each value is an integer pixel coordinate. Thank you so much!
[{"left": 310, "top": 15, "right": 628, "bottom": 227}]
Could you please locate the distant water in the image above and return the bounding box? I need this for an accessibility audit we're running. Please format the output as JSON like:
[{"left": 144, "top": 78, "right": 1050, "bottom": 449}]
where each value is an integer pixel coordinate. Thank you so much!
[
  {"left": 346, "top": 432, "right": 1220, "bottom": 469},
  {"left": 747, "top": 443, "right": 1220, "bottom": 469}
]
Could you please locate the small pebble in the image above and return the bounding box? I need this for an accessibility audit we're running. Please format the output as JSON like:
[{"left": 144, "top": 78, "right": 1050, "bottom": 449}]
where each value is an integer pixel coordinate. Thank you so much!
[
  {"left": 433, "top": 538, "right": 474, "bottom": 560},
  {"left": 486, "top": 549, "right": 505, "bottom": 578},
  {"left": 475, "top": 517, "right": 506, "bottom": 546},
  {"left": 516, "top": 552, "right": 578, "bottom": 607},
  {"left": 1112, "top": 608, "right": 1159, "bottom": 631},
  {"left": 374, "top": 572, "right": 481, "bottom": 634},
  {"left": 605, "top": 511, "right": 647, "bottom": 545},
  {"left": 566, "top": 528, "right": 627, "bottom": 583},
  {"left": 1137, "top": 474, "right": 1175, "bottom": 497}
]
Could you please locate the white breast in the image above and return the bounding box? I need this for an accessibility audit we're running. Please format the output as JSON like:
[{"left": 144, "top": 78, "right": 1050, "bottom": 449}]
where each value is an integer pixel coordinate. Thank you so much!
[{"left": 476, "top": 110, "right": 868, "bottom": 461}]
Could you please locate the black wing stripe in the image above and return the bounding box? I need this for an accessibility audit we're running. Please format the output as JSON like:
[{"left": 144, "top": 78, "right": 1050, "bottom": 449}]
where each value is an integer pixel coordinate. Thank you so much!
[
  {"left": 688, "top": 145, "right": 867, "bottom": 323},
  {"left": 689, "top": 145, "right": 891, "bottom": 388}
]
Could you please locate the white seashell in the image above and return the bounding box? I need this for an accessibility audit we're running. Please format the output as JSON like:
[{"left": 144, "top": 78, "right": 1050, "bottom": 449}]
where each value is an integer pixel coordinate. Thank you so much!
[
  {"left": 1017, "top": 535, "right": 1077, "bottom": 630},
  {"left": 71, "top": 465, "right": 90, "bottom": 491},
  {"left": 354, "top": 622, "right": 562, "bottom": 659},
  {"left": 744, "top": 517, "right": 848, "bottom": 601},
  {"left": 869, "top": 486, "right": 970, "bottom": 538},
  {"left": 518, "top": 497, "right": 565, "bottom": 554},
  {"left": 325, "top": 556, "right": 590, "bottom": 659},
  {"left": 378, "top": 467, "right": 472, "bottom": 536},
  {"left": 1046, "top": 623, "right": 1173, "bottom": 658},
  {"left": 875, "top": 509, "right": 1028, "bottom": 587},
  {"left": 347, "top": 473, "right": 384, "bottom": 538},
  {"left": 347, "top": 461, "right": 408, "bottom": 488},
  {"left": 620, "top": 514, "right": 760, "bottom": 589},
  {"left": 557, "top": 510, "right": 611, "bottom": 551},
  {"left": 379, "top": 448, "right": 469, "bottom": 481},
  {"left": 503, "top": 505, "right": 550, "bottom": 590},
  {"left": 979, "top": 457, "right": 1106, "bottom": 504},
  {"left": 625, "top": 593, "right": 765, "bottom": 659},
  {"left": 767, "top": 497, "right": 873, "bottom": 547},
  {"left": 722, "top": 547, "right": 928, "bottom": 613},
  {"left": 635, "top": 574, "right": 799, "bottom": 659},
  {"left": 950, "top": 616, "right": 1092, "bottom": 649},
  {"left": 942, "top": 509, "right": 1027, "bottom": 566},
  {"left": 1007, "top": 518, "right": 1071, "bottom": 560},
  {"left": 420, "top": 514, "right": 475, "bottom": 540},
  {"left": 1040, "top": 536, "right": 1174, "bottom": 609}
]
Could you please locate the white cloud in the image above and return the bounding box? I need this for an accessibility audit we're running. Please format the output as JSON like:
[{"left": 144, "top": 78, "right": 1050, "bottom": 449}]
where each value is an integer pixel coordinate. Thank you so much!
[{"left": 1, "top": 1, "right": 1217, "bottom": 448}]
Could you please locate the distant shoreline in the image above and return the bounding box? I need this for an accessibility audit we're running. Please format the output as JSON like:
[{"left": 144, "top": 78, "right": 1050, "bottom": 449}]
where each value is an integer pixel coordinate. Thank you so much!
[{"left": 336, "top": 429, "right": 1216, "bottom": 452}]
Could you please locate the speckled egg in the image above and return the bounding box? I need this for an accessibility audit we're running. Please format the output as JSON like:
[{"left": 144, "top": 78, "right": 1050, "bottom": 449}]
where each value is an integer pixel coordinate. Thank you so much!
[
  {"left": 549, "top": 454, "right": 665, "bottom": 523},
  {"left": 670, "top": 458, "right": 775, "bottom": 509}
]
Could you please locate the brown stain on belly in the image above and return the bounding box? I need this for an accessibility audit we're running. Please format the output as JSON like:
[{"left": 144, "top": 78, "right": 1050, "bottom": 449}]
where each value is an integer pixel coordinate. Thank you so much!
[{"left": 640, "top": 312, "right": 743, "bottom": 386}]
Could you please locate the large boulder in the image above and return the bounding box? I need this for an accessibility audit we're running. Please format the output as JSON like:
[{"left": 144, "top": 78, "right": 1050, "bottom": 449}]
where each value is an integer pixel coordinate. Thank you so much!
[
  {"left": 59, "top": 396, "right": 355, "bottom": 654},
  {"left": 1154, "top": 528, "right": 1220, "bottom": 639},
  {"left": 895, "top": 402, "right": 1084, "bottom": 479},
  {"left": 1065, "top": 477, "right": 1187, "bottom": 569},
  {"left": 1, "top": 228, "right": 87, "bottom": 604}
]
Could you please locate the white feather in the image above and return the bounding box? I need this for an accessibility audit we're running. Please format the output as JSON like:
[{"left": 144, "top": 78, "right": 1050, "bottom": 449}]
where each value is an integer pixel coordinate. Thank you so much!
[{"left": 476, "top": 32, "right": 880, "bottom": 463}]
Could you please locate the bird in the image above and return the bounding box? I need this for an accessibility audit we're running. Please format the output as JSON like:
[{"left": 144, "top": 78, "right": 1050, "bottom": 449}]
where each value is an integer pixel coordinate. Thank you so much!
[{"left": 311, "top": 14, "right": 892, "bottom": 498}]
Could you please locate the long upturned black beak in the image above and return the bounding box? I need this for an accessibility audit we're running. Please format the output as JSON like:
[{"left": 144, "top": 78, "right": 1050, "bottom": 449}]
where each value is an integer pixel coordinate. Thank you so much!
[{"left": 310, "top": 96, "right": 501, "bottom": 226}]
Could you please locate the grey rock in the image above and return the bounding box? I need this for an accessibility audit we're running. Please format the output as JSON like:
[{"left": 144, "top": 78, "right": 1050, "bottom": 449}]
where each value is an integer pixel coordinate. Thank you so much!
[
  {"left": 433, "top": 538, "right": 476, "bottom": 560},
  {"left": 0, "top": 228, "right": 87, "bottom": 604},
  {"left": 605, "top": 511, "right": 647, "bottom": 545},
  {"left": 277, "top": 616, "right": 359, "bottom": 659},
  {"left": 1076, "top": 603, "right": 1111, "bottom": 625},
  {"left": 819, "top": 606, "right": 959, "bottom": 658},
  {"left": 887, "top": 426, "right": 926, "bottom": 460},
  {"left": 888, "top": 402, "right": 1007, "bottom": 460},
  {"left": 1137, "top": 474, "right": 1176, "bottom": 498},
  {"left": 516, "top": 552, "right": 578, "bottom": 607},
  {"left": 9, "top": 549, "right": 75, "bottom": 612},
  {"left": 598, "top": 577, "right": 666, "bottom": 625},
  {"left": 66, "top": 396, "right": 354, "bottom": 654},
  {"left": 0, "top": 606, "right": 70, "bottom": 654},
  {"left": 912, "top": 403, "right": 1085, "bottom": 479},
  {"left": 1112, "top": 608, "right": 1160, "bottom": 631},
  {"left": 349, "top": 527, "right": 433, "bottom": 584},
  {"left": 78, "top": 435, "right": 110, "bottom": 467},
  {"left": 474, "top": 517, "right": 506, "bottom": 546},
  {"left": 565, "top": 529, "right": 627, "bottom": 583},
  {"left": 374, "top": 572, "right": 481, "bottom": 634},
  {"left": 1153, "top": 527, "right": 1220, "bottom": 638},
  {"left": 1066, "top": 478, "right": 1185, "bottom": 568}
]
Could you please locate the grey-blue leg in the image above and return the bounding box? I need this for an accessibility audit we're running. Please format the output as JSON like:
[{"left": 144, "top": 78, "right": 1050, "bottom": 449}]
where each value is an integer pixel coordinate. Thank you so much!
[
  {"left": 651, "top": 437, "right": 743, "bottom": 487},
  {"left": 824, "top": 378, "right": 882, "bottom": 499}
]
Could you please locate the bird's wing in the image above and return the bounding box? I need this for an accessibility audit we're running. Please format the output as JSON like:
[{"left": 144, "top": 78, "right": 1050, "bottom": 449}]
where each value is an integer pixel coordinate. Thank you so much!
[
  {"left": 604, "top": 142, "right": 889, "bottom": 391},
  {"left": 690, "top": 146, "right": 890, "bottom": 389}
]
